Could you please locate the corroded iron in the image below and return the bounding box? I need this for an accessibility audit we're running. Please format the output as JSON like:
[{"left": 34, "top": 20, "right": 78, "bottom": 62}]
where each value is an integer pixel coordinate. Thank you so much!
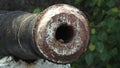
[{"left": 0, "top": 4, "right": 90, "bottom": 64}]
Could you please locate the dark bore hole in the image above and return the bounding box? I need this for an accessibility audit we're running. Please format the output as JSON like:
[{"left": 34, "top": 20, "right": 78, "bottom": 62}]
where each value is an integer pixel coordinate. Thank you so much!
[{"left": 55, "top": 24, "right": 75, "bottom": 43}]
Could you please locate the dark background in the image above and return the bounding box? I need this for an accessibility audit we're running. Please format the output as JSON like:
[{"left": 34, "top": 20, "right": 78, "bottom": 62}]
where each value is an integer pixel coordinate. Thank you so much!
[{"left": 0, "top": 0, "right": 120, "bottom": 68}]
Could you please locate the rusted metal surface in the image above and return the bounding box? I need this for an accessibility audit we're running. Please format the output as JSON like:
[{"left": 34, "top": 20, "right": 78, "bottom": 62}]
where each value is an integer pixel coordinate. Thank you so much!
[{"left": 0, "top": 4, "right": 90, "bottom": 64}]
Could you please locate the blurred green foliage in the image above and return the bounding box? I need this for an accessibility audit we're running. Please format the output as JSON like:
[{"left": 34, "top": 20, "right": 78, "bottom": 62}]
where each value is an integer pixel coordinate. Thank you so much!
[
  {"left": 72, "top": 0, "right": 120, "bottom": 68},
  {"left": 33, "top": 8, "right": 42, "bottom": 13},
  {"left": 33, "top": 0, "right": 120, "bottom": 68}
]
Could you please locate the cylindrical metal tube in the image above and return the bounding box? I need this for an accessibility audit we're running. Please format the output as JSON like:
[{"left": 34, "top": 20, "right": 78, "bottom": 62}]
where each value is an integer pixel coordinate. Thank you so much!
[
  {"left": 0, "top": 11, "right": 41, "bottom": 59},
  {"left": 0, "top": 4, "right": 90, "bottom": 64}
]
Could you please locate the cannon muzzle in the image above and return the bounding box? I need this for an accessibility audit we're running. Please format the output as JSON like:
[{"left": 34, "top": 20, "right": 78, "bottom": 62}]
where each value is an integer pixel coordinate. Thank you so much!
[{"left": 0, "top": 4, "right": 90, "bottom": 64}]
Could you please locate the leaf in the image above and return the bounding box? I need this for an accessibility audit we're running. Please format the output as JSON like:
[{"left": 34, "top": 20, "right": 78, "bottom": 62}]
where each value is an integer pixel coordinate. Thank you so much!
[
  {"left": 91, "top": 28, "right": 96, "bottom": 34},
  {"left": 93, "top": 8, "right": 99, "bottom": 17},
  {"left": 74, "top": 0, "right": 83, "bottom": 4},
  {"left": 33, "top": 8, "right": 42, "bottom": 13},
  {"left": 85, "top": 53, "right": 94, "bottom": 65},
  {"left": 106, "top": 0, "right": 115, "bottom": 7},
  {"left": 119, "top": 13, "right": 120, "bottom": 17},
  {"left": 91, "top": 35, "right": 98, "bottom": 43},
  {"left": 110, "top": 48, "right": 118, "bottom": 57},
  {"left": 92, "top": 0, "right": 97, "bottom": 6},
  {"left": 107, "top": 27, "right": 112, "bottom": 33},
  {"left": 96, "top": 42, "right": 104, "bottom": 53},
  {"left": 106, "top": 64, "right": 112, "bottom": 68},
  {"left": 97, "top": 0, "right": 103, "bottom": 6},
  {"left": 99, "top": 50, "right": 109, "bottom": 62},
  {"left": 111, "top": 8, "right": 119, "bottom": 13},
  {"left": 97, "top": 31, "right": 108, "bottom": 41},
  {"left": 106, "top": 9, "right": 113, "bottom": 16},
  {"left": 89, "top": 43, "right": 96, "bottom": 52},
  {"left": 106, "top": 8, "right": 119, "bottom": 16},
  {"left": 104, "top": 17, "right": 116, "bottom": 29}
]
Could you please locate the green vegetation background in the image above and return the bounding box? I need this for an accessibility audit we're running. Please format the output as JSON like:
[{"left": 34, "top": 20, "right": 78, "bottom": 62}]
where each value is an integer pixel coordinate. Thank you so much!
[{"left": 34, "top": 0, "right": 120, "bottom": 68}]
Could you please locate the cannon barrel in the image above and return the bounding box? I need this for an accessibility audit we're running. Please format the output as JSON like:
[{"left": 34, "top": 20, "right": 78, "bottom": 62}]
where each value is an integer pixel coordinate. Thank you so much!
[{"left": 0, "top": 4, "right": 90, "bottom": 64}]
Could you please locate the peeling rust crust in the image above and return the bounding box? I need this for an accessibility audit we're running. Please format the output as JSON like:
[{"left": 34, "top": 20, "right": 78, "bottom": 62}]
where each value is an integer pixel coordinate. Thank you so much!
[{"left": 34, "top": 4, "right": 90, "bottom": 63}]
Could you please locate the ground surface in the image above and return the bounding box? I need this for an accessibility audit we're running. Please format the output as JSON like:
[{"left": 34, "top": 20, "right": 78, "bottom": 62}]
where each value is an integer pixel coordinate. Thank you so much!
[{"left": 0, "top": 57, "right": 70, "bottom": 68}]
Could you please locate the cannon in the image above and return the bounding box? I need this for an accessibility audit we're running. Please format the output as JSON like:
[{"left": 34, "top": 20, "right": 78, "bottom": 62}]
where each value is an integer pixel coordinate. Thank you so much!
[{"left": 0, "top": 4, "right": 90, "bottom": 64}]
